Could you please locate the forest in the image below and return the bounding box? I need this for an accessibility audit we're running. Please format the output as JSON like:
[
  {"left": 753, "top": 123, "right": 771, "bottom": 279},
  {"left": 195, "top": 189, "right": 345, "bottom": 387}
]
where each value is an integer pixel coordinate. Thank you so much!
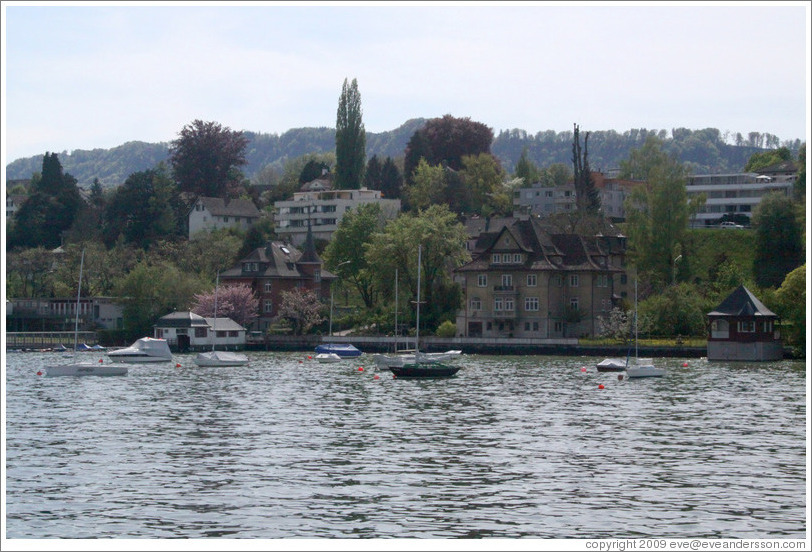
[{"left": 6, "top": 121, "right": 804, "bottom": 188}]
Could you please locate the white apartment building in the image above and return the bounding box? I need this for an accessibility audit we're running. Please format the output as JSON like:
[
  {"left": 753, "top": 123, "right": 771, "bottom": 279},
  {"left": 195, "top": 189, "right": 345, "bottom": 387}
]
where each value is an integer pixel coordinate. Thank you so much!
[
  {"left": 686, "top": 172, "right": 795, "bottom": 228},
  {"left": 274, "top": 187, "right": 401, "bottom": 245}
]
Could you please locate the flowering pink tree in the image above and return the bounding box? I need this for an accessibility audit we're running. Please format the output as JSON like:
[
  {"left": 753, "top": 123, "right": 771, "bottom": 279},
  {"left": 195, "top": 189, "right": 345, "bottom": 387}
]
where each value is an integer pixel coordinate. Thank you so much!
[
  {"left": 191, "top": 283, "right": 259, "bottom": 329},
  {"left": 278, "top": 288, "right": 325, "bottom": 335}
]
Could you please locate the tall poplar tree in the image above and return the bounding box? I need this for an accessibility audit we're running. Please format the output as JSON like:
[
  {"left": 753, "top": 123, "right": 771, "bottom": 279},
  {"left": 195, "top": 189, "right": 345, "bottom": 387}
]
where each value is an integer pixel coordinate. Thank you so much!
[
  {"left": 335, "top": 78, "right": 366, "bottom": 189},
  {"left": 572, "top": 124, "right": 601, "bottom": 213}
]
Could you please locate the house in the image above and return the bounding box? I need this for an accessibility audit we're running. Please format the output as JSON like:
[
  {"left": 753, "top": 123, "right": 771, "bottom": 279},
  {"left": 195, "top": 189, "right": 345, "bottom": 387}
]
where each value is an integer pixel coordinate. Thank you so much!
[
  {"left": 707, "top": 285, "right": 782, "bottom": 361},
  {"left": 188, "top": 197, "right": 262, "bottom": 238},
  {"left": 6, "top": 296, "right": 123, "bottom": 332},
  {"left": 219, "top": 225, "right": 336, "bottom": 333},
  {"left": 454, "top": 215, "right": 628, "bottom": 339},
  {"left": 154, "top": 311, "right": 247, "bottom": 352},
  {"left": 274, "top": 185, "right": 400, "bottom": 246}
]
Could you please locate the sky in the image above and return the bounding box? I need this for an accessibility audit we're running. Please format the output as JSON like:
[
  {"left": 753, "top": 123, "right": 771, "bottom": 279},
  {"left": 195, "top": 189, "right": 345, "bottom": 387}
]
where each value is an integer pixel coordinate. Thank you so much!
[{"left": 2, "top": 1, "right": 810, "bottom": 164}]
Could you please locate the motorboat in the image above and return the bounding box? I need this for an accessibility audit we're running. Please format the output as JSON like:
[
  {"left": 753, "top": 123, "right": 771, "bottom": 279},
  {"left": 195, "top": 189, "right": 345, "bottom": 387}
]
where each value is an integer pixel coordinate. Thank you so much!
[
  {"left": 315, "top": 353, "right": 342, "bottom": 364},
  {"left": 390, "top": 362, "right": 461, "bottom": 379},
  {"left": 108, "top": 337, "right": 173, "bottom": 363},
  {"left": 194, "top": 350, "right": 249, "bottom": 367},
  {"left": 596, "top": 358, "right": 627, "bottom": 372},
  {"left": 315, "top": 343, "right": 362, "bottom": 358},
  {"left": 44, "top": 249, "right": 128, "bottom": 378},
  {"left": 626, "top": 358, "right": 666, "bottom": 378},
  {"left": 373, "top": 350, "right": 462, "bottom": 370}
]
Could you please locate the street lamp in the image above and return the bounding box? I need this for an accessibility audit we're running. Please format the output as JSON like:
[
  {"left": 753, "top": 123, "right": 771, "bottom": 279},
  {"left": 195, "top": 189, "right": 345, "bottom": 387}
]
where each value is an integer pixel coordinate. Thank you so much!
[
  {"left": 329, "top": 260, "right": 351, "bottom": 336},
  {"left": 673, "top": 254, "right": 683, "bottom": 284}
]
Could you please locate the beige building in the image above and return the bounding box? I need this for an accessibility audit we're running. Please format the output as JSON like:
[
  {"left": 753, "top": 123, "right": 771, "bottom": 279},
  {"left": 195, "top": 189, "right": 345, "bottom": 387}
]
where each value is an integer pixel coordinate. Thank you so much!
[
  {"left": 454, "top": 215, "right": 628, "bottom": 339},
  {"left": 188, "top": 197, "right": 262, "bottom": 238}
]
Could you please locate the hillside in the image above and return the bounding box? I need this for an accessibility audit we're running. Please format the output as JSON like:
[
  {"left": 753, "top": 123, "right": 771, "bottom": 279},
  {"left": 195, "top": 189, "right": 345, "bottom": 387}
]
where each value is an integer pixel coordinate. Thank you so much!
[{"left": 5, "top": 121, "right": 802, "bottom": 188}]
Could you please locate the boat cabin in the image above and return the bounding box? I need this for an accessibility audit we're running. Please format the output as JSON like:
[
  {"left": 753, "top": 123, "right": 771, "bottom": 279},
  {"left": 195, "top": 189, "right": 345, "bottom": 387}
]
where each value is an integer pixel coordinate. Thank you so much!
[{"left": 706, "top": 285, "right": 782, "bottom": 361}]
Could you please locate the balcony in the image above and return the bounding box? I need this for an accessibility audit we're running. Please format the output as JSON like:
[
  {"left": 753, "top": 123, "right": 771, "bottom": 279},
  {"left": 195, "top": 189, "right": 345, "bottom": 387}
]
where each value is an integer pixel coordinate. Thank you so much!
[{"left": 493, "top": 285, "right": 515, "bottom": 292}]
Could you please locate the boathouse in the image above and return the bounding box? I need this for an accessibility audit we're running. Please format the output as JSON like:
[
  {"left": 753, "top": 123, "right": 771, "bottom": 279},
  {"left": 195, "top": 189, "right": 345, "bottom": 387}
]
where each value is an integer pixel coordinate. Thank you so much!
[{"left": 707, "top": 285, "right": 782, "bottom": 361}]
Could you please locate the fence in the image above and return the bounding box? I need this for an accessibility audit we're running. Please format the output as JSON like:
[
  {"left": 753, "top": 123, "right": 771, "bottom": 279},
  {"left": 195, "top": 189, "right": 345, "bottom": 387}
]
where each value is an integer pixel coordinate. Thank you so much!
[{"left": 6, "top": 332, "right": 99, "bottom": 350}]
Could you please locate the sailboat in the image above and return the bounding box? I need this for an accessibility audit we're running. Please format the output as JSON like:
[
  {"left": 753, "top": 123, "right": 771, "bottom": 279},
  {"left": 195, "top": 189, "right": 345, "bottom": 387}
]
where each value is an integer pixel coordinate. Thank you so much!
[
  {"left": 625, "top": 279, "right": 665, "bottom": 379},
  {"left": 389, "top": 245, "right": 461, "bottom": 379},
  {"left": 194, "top": 272, "right": 249, "bottom": 367},
  {"left": 45, "top": 250, "right": 128, "bottom": 377},
  {"left": 373, "top": 267, "right": 461, "bottom": 370}
]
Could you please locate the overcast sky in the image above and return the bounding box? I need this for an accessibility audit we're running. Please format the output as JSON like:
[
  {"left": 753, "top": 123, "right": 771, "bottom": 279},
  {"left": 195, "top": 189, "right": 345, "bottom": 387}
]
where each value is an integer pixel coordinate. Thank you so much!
[{"left": 2, "top": 1, "right": 809, "bottom": 163}]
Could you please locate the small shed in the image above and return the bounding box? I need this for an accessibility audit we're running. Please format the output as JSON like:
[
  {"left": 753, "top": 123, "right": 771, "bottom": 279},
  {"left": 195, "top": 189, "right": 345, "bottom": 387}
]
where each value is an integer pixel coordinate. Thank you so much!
[
  {"left": 154, "top": 311, "right": 247, "bottom": 352},
  {"left": 707, "top": 285, "right": 782, "bottom": 361}
]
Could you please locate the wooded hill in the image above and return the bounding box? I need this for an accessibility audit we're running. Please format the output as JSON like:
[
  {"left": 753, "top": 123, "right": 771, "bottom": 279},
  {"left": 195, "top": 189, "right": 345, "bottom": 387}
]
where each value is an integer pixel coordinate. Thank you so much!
[{"left": 5, "top": 120, "right": 802, "bottom": 188}]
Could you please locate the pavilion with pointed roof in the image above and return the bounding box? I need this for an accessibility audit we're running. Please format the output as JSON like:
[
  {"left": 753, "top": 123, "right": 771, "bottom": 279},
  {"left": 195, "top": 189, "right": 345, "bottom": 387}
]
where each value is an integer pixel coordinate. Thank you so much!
[{"left": 707, "top": 285, "right": 783, "bottom": 361}]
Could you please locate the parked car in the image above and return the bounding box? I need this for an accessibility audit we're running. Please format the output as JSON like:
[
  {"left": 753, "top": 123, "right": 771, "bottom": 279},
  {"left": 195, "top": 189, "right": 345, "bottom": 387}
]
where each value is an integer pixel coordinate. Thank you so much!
[{"left": 719, "top": 221, "right": 744, "bottom": 229}]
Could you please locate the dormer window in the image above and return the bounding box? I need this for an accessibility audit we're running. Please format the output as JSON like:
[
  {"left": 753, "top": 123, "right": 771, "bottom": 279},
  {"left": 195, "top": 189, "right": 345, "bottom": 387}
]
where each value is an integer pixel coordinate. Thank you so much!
[{"left": 492, "top": 253, "right": 501, "bottom": 264}]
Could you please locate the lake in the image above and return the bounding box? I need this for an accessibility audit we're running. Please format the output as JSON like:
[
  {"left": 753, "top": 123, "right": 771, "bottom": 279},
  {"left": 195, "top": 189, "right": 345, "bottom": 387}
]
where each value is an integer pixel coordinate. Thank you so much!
[{"left": 3, "top": 351, "right": 807, "bottom": 540}]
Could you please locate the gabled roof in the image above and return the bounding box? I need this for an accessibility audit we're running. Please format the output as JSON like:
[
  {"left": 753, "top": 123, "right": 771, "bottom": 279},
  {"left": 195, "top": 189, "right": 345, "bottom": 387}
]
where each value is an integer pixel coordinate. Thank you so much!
[
  {"left": 196, "top": 197, "right": 261, "bottom": 218},
  {"left": 219, "top": 240, "right": 336, "bottom": 281},
  {"left": 204, "top": 317, "right": 246, "bottom": 332},
  {"left": 156, "top": 311, "right": 210, "bottom": 328},
  {"left": 708, "top": 285, "right": 777, "bottom": 317}
]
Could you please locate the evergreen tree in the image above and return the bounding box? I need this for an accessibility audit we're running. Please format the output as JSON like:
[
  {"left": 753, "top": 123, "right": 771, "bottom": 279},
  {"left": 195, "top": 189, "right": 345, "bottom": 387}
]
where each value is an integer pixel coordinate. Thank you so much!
[
  {"left": 335, "top": 78, "right": 366, "bottom": 189},
  {"left": 379, "top": 156, "right": 403, "bottom": 199},
  {"left": 515, "top": 147, "right": 540, "bottom": 184},
  {"left": 572, "top": 124, "right": 601, "bottom": 213},
  {"left": 403, "top": 128, "right": 432, "bottom": 184},
  {"left": 364, "top": 155, "right": 382, "bottom": 189}
]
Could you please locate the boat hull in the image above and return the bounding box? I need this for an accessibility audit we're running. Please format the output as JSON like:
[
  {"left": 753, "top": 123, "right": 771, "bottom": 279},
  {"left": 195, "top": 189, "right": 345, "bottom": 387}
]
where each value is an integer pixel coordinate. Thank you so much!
[
  {"left": 194, "top": 351, "right": 249, "bottom": 367},
  {"left": 108, "top": 337, "right": 172, "bottom": 364},
  {"left": 373, "top": 350, "right": 462, "bottom": 370},
  {"left": 390, "top": 363, "right": 460, "bottom": 378},
  {"left": 315, "top": 344, "right": 362, "bottom": 358},
  {"left": 45, "top": 362, "right": 128, "bottom": 377},
  {"left": 626, "top": 359, "right": 665, "bottom": 378},
  {"left": 596, "top": 358, "right": 627, "bottom": 372},
  {"left": 315, "top": 353, "right": 342, "bottom": 364}
]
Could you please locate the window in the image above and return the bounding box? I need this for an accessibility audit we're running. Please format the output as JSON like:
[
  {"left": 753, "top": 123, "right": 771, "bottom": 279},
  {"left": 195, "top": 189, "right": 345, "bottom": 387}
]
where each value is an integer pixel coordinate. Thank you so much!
[
  {"left": 570, "top": 297, "right": 579, "bottom": 310},
  {"left": 527, "top": 274, "right": 537, "bottom": 287},
  {"left": 502, "top": 274, "right": 513, "bottom": 287},
  {"left": 314, "top": 269, "right": 321, "bottom": 283},
  {"left": 570, "top": 274, "right": 579, "bottom": 287},
  {"left": 470, "top": 297, "right": 481, "bottom": 310},
  {"left": 264, "top": 300, "right": 273, "bottom": 313},
  {"left": 513, "top": 254, "right": 522, "bottom": 263},
  {"left": 763, "top": 320, "right": 772, "bottom": 333},
  {"left": 477, "top": 274, "right": 487, "bottom": 287},
  {"left": 494, "top": 298, "right": 504, "bottom": 312},
  {"left": 596, "top": 274, "right": 609, "bottom": 287},
  {"left": 195, "top": 328, "right": 207, "bottom": 338},
  {"left": 492, "top": 254, "right": 501, "bottom": 264},
  {"left": 156, "top": 329, "right": 164, "bottom": 338},
  {"left": 738, "top": 321, "right": 756, "bottom": 333},
  {"left": 264, "top": 282, "right": 272, "bottom": 293},
  {"left": 525, "top": 297, "right": 539, "bottom": 311},
  {"left": 504, "top": 298, "right": 514, "bottom": 312}
]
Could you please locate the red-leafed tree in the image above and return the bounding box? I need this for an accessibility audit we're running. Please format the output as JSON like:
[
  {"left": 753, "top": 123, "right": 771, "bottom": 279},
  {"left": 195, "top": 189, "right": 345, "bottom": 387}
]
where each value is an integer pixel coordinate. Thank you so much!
[
  {"left": 191, "top": 283, "right": 259, "bottom": 329},
  {"left": 403, "top": 114, "right": 493, "bottom": 182},
  {"left": 169, "top": 119, "right": 249, "bottom": 199}
]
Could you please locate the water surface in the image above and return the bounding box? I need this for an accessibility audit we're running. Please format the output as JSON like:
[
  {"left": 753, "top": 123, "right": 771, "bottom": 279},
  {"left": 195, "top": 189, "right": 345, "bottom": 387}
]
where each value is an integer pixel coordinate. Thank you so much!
[{"left": 4, "top": 352, "right": 806, "bottom": 539}]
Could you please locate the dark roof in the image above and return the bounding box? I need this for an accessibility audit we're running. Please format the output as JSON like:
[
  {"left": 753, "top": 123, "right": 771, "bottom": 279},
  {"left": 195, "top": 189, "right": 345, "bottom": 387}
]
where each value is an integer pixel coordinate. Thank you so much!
[
  {"left": 297, "top": 223, "right": 322, "bottom": 264},
  {"left": 219, "top": 240, "right": 336, "bottom": 281},
  {"left": 197, "top": 197, "right": 261, "bottom": 218},
  {"left": 708, "top": 285, "right": 777, "bottom": 317}
]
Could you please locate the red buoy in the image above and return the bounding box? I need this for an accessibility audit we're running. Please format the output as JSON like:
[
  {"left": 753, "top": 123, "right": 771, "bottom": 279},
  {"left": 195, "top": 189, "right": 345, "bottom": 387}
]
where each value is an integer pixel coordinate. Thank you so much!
[
  {"left": 37, "top": 371, "right": 43, "bottom": 376},
  {"left": 358, "top": 367, "right": 364, "bottom": 372},
  {"left": 598, "top": 384, "right": 605, "bottom": 389},
  {"left": 682, "top": 362, "right": 689, "bottom": 367},
  {"left": 176, "top": 363, "right": 181, "bottom": 368},
  {"left": 580, "top": 367, "right": 587, "bottom": 372},
  {"left": 373, "top": 374, "right": 380, "bottom": 380}
]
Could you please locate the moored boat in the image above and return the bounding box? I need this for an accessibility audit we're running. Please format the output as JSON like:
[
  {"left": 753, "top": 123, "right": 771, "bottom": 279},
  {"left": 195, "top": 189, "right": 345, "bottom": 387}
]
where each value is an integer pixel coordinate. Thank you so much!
[
  {"left": 194, "top": 350, "right": 249, "bottom": 367},
  {"left": 108, "top": 337, "right": 172, "bottom": 363},
  {"left": 390, "top": 362, "right": 460, "bottom": 379},
  {"left": 315, "top": 343, "right": 362, "bottom": 358},
  {"left": 315, "top": 353, "right": 342, "bottom": 364},
  {"left": 596, "top": 358, "right": 627, "bottom": 372}
]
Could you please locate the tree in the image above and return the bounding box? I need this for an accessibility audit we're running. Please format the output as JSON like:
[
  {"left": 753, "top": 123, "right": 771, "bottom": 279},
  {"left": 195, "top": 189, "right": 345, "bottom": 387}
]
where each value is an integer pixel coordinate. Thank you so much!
[
  {"left": 10, "top": 152, "right": 82, "bottom": 249},
  {"left": 621, "top": 136, "right": 691, "bottom": 290},
  {"left": 404, "top": 115, "right": 493, "bottom": 182},
  {"left": 103, "top": 166, "right": 184, "bottom": 249},
  {"left": 379, "top": 156, "right": 403, "bottom": 199},
  {"left": 366, "top": 204, "right": 470, "bottom": 330},
  {"left": 460, "top": 153, "right": 508, "bottom": 216},
  {"left": 405, "top": 159, "right": 446, "bottom": 211},
  {"left": 364, "top": 155, "right": 382, "bottom": 190},
  {"left": 335, "top": 78, "right": 366, "bottom": 189},
  {"left": 773, "top": 264, "right": 805, "bottom": 355},
  {"left": 752, "top": 192, "right": 804, "bottom": 288},
  {"left": 299, "top": 159, "right": 331, "bottom": 185},
  {"left": 794, "top": 143, "right": 805, "bottom": 201},
  {"left": 191, "top": 282, "right": 259, "bottom": 330},
  {"left": 514, "top": 147, "right": 540, "bottom": 185},
  {"left": 743, "top": 146, "right": 792, "bottom": 172},
  {"left": 322, "top": 202, "right": 392, "bottom": 309},
  {"left": 169, "top": 119, "right": 249, "bottom": 199},
  {"left": 572, "top": 124, "right": 601, "bottom": 213},
  {"left": 278, "top": 288, "right": 325, "bottom": 335}
]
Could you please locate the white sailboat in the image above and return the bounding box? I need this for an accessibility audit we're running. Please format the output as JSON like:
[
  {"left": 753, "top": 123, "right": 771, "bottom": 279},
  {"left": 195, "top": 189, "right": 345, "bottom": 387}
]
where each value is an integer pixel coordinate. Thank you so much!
[
  {"left": 194, "top": 272, "right": 249, "bottom": 367},
  {"left": 45, "top": 250, "right": 128, "bottom": 377},
  {"left": 625, "top": 279, "right": 665, "bottom": 379}
]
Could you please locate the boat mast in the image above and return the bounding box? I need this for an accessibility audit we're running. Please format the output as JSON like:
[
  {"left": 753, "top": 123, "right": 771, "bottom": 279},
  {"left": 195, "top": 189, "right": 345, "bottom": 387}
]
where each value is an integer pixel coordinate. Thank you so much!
[
  {"left": 72, "top": 249, "right": 85, "bottom": 356},
  {"left": 634, "top": 278, "right": 638, "bottom": 359},
  {"left": 415, "top": 245, "right": 422, "bottom": 354},
  {"left": 212, "top": 271, "right": 219, "bottom": 353},
  {"left": 394, "top": 268, "right": 398, "bottom": 351}
]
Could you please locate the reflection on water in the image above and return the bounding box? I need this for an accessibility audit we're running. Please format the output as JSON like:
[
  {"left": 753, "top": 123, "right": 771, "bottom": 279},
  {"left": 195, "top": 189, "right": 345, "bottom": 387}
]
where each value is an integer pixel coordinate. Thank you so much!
[{"left": 4, "top": 352, "right": 806, "bottom": 539}]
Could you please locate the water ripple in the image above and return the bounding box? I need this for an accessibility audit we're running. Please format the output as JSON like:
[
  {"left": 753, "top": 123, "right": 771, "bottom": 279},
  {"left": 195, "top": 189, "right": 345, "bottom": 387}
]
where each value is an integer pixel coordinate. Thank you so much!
[{"left": 4, "top": 352, "right": 806, "bottom": 539}]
